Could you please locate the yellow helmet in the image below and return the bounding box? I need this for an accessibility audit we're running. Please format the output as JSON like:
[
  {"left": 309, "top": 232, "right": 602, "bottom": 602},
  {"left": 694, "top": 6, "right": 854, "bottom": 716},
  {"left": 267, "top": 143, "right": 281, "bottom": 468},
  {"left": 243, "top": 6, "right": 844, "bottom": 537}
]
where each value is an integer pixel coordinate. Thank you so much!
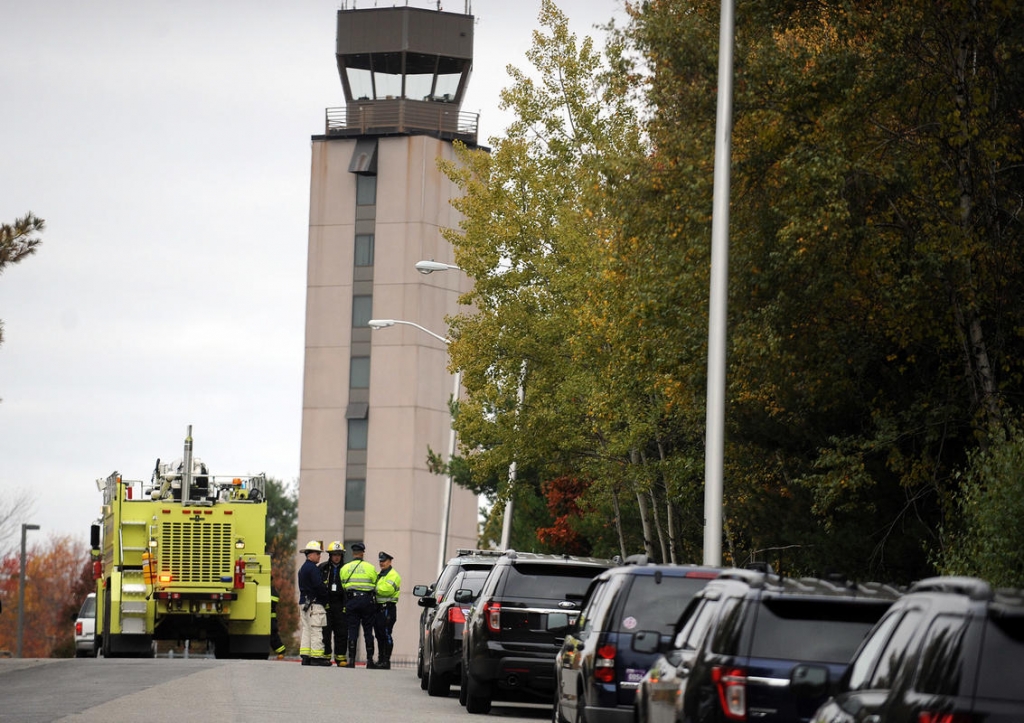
[
  {"left": 327, "top": 541, "right": 345, "bottom": 553},
  {"left": 301, "top": 540, "right": 323, "bottom": 554}
]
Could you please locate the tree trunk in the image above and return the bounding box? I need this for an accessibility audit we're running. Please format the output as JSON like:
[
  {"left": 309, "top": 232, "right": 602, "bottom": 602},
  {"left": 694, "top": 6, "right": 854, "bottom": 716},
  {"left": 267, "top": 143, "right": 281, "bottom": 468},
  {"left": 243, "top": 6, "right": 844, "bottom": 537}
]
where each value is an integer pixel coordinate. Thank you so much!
[
  {"left": 611, "top": 485, "right": 626, "bottom": 560},
  {"left": 631, "top": 449, "right": 656, "bottom": 559}
]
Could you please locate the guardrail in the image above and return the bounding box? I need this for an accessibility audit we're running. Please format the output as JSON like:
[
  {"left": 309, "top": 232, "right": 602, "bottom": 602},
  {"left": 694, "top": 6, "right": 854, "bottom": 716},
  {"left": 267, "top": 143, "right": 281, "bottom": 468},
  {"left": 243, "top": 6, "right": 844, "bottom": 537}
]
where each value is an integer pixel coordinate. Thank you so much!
[{"left": 325, "top": 102, "right": 478, "bottom": 143}]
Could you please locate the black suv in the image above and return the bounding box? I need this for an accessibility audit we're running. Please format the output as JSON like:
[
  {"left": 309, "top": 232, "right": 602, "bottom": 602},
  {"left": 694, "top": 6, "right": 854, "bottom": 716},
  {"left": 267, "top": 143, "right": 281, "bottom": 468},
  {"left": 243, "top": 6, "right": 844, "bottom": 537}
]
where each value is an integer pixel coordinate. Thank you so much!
[
  {"left": 461, "top": 551, "right": 617, "bottom": 715},
  {"left": 551, "top": 557, "right": 720, "bottom": 723},
  {"left": 811, "top": 576, "right": 1024, "bottom": 723},
  {"left": 413, "top": 548, "right": 505, "bottom": 680},
  {"left": 637, "top": 569, "right": 899, "bottom": 723}
]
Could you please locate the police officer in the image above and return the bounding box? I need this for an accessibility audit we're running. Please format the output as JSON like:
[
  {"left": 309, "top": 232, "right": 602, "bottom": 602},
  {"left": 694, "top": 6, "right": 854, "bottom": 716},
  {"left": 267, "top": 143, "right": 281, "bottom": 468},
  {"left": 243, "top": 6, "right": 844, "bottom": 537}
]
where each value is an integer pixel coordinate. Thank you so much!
[
  {"left": 320, "top": 540, "right": 348, "bottom": 667},
  {"left": 373, "top": 550, "right": 402, "bottom": 669},
  {"left": 297, "top": 540, "right": 331, "bottom": 666},
  {"left": 340, "top": 542, "right": 378, "bottom": 668}
]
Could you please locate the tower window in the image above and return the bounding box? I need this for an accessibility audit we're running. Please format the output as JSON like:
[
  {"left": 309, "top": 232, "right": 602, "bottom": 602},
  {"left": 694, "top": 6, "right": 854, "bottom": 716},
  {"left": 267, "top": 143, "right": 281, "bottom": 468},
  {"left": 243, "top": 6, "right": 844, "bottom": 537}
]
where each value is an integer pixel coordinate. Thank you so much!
[
  {"left": 355, "top": 234, "right": 374, "bottom": 266},
  {"left": 356, "top": 174, "right": 377, "bottom": 206}
]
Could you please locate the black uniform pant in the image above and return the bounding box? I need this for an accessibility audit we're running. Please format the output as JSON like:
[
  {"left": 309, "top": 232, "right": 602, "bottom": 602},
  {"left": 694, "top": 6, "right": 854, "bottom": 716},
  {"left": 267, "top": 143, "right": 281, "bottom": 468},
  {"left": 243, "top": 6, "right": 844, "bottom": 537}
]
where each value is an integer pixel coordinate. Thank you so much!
[
  {"left": 322, "top": 596, "right": 346, "bottom": 660},
  {"left": 346, "top": 592, "right": 376, "bottom": 658},
  {"left": 373, "top": 602, "right": 397, "bottom": 658}
]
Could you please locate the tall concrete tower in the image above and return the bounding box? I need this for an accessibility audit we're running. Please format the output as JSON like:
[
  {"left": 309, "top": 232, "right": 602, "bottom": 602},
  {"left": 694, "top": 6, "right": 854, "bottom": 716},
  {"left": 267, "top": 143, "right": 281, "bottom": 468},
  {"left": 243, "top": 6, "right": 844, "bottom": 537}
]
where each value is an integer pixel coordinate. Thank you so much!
[{"left": 297, "top": 2, "right": 479, "bottom": 663}]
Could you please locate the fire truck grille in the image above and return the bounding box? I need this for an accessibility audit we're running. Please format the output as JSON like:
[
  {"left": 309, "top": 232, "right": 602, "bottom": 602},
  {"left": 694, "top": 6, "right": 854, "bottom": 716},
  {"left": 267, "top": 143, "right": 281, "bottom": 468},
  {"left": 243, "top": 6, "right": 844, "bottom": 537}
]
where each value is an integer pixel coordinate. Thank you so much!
[{"left": 160, "top": 522, "right": 233, "bottom": 583}]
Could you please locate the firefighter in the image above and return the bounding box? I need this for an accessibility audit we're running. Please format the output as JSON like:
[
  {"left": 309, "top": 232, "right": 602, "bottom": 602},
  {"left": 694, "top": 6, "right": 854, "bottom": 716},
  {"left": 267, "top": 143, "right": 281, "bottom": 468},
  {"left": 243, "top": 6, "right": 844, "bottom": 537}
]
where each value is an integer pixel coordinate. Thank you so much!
[
  {"left": 269, "top": 585, "right": 286, "bottom": 658},
  {"left": 320, "top": 540, "right": 348, "bottom": 667},
  {"left": 372, "top": 550, "right": 401, "bottom": 669},
  {"left": 297, "top": 540, "right": 331, "bottom": 666},
  {"left": 340, "top": 542, "right": 378, "bottom": 668}
]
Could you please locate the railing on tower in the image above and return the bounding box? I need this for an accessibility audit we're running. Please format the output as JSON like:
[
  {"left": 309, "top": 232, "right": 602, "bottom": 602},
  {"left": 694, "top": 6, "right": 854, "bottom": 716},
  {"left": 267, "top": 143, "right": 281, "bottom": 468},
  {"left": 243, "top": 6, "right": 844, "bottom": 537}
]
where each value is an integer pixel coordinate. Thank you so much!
[{"left": 325, "top": 101, "right": 479, "bottom": 144}]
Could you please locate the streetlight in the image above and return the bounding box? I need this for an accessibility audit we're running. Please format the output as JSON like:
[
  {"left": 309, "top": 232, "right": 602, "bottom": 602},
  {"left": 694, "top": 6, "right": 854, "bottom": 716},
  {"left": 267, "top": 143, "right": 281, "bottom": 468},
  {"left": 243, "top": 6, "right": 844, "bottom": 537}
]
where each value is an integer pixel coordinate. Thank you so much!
[
  {"left": 415, "top": 259, "right": 462, "bottom": 274},
  {"left": 369, "top": 318, "right": 460, "bottom": 575},
  {"left": 17, "top": 523, "right": 40, "bottom": 658},
  {"left": 414, "top": 260, "right": 520, "bottom": 551},
  {"left": 368, "top": 318, "right": 450, "bottom": 345}
]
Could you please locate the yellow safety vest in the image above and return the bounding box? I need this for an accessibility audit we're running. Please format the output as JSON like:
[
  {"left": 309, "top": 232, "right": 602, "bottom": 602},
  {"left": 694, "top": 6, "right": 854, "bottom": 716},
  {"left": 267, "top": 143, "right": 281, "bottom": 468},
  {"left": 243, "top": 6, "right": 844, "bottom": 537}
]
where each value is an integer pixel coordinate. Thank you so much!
[
  {"left": 340, "top": 559, "right": 377, "bottom": 592},
  {"left": 375, "top": 568, "right": 401, "bottom": 604}
]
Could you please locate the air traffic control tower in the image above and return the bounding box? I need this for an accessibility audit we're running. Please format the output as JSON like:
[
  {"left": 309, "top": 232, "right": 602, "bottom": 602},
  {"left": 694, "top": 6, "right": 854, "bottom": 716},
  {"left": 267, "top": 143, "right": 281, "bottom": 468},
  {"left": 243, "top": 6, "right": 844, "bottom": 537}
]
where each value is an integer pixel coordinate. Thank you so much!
[{"left": 297, "top": 2, "right": 479, "bottom": 664}]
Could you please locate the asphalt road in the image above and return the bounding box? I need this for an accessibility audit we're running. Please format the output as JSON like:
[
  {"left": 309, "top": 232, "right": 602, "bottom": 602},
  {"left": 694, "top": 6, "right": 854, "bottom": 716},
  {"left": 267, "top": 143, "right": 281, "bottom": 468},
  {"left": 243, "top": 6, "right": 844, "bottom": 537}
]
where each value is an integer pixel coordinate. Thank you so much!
[{"left": 0, "top": 658, "right": 552, "bottom": 723}]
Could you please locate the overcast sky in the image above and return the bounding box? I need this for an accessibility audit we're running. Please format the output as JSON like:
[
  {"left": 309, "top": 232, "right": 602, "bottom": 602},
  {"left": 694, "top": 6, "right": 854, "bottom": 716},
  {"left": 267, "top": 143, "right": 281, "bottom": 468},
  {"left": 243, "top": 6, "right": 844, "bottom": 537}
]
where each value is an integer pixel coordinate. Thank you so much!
[{"left": 0, "top": 0, "right": 625, "bottom": 548}]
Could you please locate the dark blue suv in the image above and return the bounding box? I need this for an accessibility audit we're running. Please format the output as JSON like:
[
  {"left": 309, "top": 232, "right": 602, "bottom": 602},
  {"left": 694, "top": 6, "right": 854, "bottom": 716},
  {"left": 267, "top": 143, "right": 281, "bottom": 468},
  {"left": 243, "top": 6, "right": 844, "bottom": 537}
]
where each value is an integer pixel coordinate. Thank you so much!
[
  {"left": 550, "top": 556, "right": 720, "bottom": 723},
  {"left": 811, "top": 576, "right": 1024, "bottom": 723},
  {"left": 638, "top": 569, "right": 899, "bottom": 723}
]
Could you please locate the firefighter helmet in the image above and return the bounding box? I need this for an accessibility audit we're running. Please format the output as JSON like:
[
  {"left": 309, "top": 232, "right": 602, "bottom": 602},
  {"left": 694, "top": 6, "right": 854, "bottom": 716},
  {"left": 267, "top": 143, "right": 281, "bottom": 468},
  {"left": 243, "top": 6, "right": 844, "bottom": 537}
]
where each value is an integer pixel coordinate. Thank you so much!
[
  {"left": 327, "top": 541, "right": 345, "bottom": 553},
  {"left": 301, "top": 540, "right": 323, "bottom": 554}
]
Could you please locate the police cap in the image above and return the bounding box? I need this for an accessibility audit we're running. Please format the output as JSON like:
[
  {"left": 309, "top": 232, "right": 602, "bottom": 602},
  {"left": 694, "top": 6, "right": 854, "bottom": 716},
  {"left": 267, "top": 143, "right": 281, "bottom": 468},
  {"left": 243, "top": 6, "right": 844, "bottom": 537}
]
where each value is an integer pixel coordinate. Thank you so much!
[
  {"left": 379, "top": 551, "right": 393, "bottom": 562},
  {"left": 351, "top": 542, "right": 366, "bottom": 552}
]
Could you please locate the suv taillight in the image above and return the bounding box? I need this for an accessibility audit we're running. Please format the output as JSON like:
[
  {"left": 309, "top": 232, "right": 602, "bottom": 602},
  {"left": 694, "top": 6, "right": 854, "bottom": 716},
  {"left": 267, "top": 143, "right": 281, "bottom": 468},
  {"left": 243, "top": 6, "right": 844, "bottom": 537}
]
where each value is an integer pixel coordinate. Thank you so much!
[
  {"left": 594, "top": 644, "right": 616, "bottom": 683},
  {"left": 448, "top": 606, "right": 467, "bottom": 624},
  {"left": 711, "top": 666, "right": 747, "bottom": 721},
  {"left": 76, "top": 622, "right": 83, "bottom": 635},
  {"left": 918, "top": 714, "right": 973, "bottom": 723},
  {"left": 483, "top": 600, "right": 501, "bottom": 633}
]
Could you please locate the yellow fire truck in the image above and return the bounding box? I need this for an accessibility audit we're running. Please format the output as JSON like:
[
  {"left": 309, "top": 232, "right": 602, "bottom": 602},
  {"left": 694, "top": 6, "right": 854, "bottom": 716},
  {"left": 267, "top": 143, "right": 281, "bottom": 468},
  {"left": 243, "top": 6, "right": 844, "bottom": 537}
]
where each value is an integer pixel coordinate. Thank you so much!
[{"left": 91, "top": 426, "right": 272, "bottom": 658}]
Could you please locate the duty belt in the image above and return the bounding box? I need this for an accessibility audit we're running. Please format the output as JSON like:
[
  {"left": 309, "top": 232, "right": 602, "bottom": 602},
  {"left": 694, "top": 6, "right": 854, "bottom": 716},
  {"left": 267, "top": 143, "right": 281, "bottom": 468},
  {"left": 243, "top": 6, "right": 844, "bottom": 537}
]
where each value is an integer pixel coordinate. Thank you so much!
[{"left": 347, "top": 590, "right": 373, "bottom": 596}]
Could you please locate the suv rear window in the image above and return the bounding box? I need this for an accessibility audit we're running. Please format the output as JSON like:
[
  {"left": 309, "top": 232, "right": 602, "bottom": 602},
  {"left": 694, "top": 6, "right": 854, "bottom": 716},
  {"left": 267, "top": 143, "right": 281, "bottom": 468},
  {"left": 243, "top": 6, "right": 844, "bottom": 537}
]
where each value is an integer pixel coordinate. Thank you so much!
[
  {"left": 79, "top": 596, "right": 96, "bottom": 618},
  {"left": 975, "top": 614, "right": 1024, "bottom": 700},
  {"left": 504, "top": 563, "right": 601, "bottom": 599},
  {"left": 619, "top": 576, "right": 712, "bottom": 634},
  {"left": 748, "top": 599, "right": 885, "bottom": 663}
]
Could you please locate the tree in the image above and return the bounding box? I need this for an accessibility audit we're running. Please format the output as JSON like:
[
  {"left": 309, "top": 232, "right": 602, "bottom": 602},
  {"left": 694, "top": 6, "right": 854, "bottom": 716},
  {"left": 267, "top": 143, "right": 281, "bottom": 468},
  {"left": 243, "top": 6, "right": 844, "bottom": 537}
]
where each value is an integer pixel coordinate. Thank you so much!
[
  {"left": 619, "top": 0, "right": 1024, "bottom": 580},
  {"left": 0, "top": 213, "right": 45, "bottom": 358},
  {"left": 0, "top": 535, "right": 88, "bottom": 657},
  {"left": 938, "top": 426, "right": 1024, "bottom": 586},
  {"left": 441, "top": 0, "right": 650, "bottom": 556},
  {"left": 0, "top": 489, "right": 35, "bottom": 558},
  {"left": 264, "top": 477, "right": 298, "bottom": 650}
]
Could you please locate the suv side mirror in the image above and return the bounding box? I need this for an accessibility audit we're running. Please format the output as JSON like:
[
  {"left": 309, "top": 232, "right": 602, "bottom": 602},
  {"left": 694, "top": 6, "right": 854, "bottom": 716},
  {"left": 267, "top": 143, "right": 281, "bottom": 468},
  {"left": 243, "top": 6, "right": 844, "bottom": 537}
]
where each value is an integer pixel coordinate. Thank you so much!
[
  {"left": 454, "top": 588, "right": 476, "bottom": 604},
  {"left": 632, "top": 630, "right": 662, "bottom": 654},
  {"left": 547, "top": 612, "right": 571, "bottom": 634},
  {"left": 418, "top": 596, "right": 437, "bottom": 608},
  {"left": 790, "top": 664, "right": 830, "bottom": 698},
  {"left": 413, "top": 584, "right": 431, "bottom": 598}
]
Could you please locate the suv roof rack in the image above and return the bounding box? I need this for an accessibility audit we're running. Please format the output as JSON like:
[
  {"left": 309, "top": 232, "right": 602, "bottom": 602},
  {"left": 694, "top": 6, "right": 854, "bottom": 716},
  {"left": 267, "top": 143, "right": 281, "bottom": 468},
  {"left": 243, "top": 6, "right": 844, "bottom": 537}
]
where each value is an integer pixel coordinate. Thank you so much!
[
  {"left": 456, "top": 548, "right": 506, "bottom": 558},
  {"left": 624, "top": 554, "right": 650, "bottom": 566},
  {"left": 910, "top": 576, "right": 993, "bottom": 600}
]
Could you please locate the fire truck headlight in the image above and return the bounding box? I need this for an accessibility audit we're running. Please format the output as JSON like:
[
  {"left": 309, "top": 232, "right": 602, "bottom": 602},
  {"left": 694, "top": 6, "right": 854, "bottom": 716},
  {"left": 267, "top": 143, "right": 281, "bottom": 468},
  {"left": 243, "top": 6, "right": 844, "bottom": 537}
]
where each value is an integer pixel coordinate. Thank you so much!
[{"left": 235, "top": 538, "right": 245, "bottom": 549}]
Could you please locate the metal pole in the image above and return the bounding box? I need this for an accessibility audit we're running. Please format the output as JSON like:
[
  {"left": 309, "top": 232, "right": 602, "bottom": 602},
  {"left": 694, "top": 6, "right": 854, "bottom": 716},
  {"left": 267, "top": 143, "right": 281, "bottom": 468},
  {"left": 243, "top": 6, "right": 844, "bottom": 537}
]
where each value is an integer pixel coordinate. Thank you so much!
[
  {"left": 704, "top": 0, "right": 735, "bottom": 567},
  {"left": 17, "top": 523, "right": 40, "bottom": 658},
  {"left": 438, "top": 368, "right": 462, "bottom": 574},
  {"left": 499, "top": 371, "right": 526, "bottom": 550}
]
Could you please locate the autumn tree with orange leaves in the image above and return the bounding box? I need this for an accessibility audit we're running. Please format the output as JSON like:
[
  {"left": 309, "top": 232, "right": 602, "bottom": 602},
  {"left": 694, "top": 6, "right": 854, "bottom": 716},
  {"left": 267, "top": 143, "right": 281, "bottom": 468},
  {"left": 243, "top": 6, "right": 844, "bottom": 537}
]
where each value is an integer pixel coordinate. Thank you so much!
[{"left": 0, "top": 535, "right": 91, "bottom": 657}]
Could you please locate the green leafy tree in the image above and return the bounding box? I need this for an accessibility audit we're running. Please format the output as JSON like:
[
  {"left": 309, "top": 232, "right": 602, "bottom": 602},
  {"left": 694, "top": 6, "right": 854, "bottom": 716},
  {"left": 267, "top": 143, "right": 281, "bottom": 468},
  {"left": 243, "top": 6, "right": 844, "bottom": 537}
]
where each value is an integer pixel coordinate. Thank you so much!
[
  {"left": 939, "top": 426, "right": 1024, "bottom": 586},
  {"left": 264, "top": 477, "right": 298, "bottom": 649},
  {"left": 1, "top": 213, "right": 44, "bottom": 403},
  {"left": 440, "top": 0, "right": 650, "bottom": 556},
  {"left": 620, "top": 0, "right": 1024, "bottom": 580}
]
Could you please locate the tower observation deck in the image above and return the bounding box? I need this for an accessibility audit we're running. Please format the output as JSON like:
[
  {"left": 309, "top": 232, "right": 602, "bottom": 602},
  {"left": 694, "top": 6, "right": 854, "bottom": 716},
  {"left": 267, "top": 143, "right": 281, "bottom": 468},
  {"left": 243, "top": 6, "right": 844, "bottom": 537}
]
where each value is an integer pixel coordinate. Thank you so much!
[{"left": 325, "top": 3, "right": 477, "bottom": 144}]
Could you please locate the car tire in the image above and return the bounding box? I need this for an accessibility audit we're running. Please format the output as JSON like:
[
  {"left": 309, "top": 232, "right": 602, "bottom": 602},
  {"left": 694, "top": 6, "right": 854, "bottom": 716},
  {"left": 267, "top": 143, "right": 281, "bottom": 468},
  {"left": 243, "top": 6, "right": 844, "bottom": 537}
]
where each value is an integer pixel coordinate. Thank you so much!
[
  {"left": 459, "top": 666, "right": 469, "bottom": 706},
  {"left": 465, "top": 676, "right": 492, "bottom": 715},
  {"left": 427, "top": 660, "right": 450, "bottom": 697},
  {"left": 421, "top": 664, "right": 430, "bottom": 690}
]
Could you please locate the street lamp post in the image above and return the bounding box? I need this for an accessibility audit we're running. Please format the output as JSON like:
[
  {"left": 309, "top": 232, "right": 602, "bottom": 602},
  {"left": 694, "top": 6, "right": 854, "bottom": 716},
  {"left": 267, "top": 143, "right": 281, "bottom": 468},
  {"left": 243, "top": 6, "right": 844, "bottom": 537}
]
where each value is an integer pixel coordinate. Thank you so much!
[
  {"left": 369, "top": 318, "right": 459, "bottom": 575},
  {"left": 17, "top": 523, "right": 40, "bottom": 658}
]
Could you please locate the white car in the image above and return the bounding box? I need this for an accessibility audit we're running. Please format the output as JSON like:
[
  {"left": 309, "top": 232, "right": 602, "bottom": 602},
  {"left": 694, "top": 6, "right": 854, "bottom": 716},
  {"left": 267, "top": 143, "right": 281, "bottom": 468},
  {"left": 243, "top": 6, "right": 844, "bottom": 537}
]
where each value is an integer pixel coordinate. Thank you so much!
[{"left": 74, "top": 593, "right": 96, "bottom": 657}]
